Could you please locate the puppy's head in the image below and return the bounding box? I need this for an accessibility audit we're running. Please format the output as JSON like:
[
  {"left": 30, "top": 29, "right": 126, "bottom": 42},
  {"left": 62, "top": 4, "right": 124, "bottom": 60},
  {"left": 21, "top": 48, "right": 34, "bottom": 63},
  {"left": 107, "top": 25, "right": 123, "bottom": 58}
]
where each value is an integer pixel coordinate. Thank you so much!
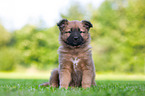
[{"left": 57, "top": 19, "right": 93, "bottom": 47}]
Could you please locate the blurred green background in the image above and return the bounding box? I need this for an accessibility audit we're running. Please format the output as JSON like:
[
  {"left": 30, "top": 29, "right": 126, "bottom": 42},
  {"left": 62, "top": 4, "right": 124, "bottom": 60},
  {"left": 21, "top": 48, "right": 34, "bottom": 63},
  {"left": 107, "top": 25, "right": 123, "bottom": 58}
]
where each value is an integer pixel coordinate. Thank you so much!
[{"left": 0, "top": 0, "right": 144, "bottom": 75}]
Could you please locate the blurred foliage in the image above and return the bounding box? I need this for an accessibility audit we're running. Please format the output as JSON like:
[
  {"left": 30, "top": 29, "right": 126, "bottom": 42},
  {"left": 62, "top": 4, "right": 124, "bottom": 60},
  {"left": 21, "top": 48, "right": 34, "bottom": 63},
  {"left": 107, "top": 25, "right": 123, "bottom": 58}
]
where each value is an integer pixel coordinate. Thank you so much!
[
  {"left": 0, "top": 48, "right": 21, "bottom": 71},
  {"left": 91, "top": 0, "right": 145, "bottom": 73},
  {"left": 13, "top": 25, "right": 59, "bottom": 69},
  {"left": 0, "top": 25, "right": 11, "bottom": 47},
  {"left": 0, "top": 0, "right": 144, "bottom": 73}
]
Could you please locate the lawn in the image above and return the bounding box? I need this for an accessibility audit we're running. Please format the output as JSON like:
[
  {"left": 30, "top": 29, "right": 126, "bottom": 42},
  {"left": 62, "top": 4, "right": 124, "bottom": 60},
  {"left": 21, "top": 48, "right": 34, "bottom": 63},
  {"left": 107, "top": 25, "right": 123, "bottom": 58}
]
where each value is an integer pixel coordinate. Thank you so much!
[{"left": 0, "top": 79, "right": 144, "bottom": 96}]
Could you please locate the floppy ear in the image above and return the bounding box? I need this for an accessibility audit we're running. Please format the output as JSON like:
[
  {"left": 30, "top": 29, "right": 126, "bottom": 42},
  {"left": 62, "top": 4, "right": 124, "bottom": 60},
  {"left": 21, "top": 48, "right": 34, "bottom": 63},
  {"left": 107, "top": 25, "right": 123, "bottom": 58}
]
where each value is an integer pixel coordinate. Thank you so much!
[
  {"left": 57, "top": 19, "right": 68, "bottom": 31},
  {"left": 81, "top": 20, "right": 93, "bottom": 30}
]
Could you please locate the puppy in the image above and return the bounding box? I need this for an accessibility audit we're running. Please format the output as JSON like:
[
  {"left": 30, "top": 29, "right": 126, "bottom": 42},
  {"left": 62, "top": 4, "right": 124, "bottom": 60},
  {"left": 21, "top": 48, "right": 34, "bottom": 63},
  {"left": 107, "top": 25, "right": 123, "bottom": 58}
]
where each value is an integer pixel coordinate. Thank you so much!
[{"left": 39, "top": 19, "right": 96, "bottom": 89}]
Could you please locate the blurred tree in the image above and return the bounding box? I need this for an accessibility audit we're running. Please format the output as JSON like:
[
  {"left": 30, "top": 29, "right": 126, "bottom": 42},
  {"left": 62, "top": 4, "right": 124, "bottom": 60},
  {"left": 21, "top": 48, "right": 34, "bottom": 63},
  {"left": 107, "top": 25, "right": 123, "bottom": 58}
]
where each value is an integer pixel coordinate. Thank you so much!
[
  {"left": 91, "top": 0, "right": 145, "bottom": 73},
  {"left": 0, "top": 24, "right": 21, "bottom": 71},
  {"left": 0, "top": 48, "right": 21, "bottom": 71},
  {"left": 13, "top": 24, "right": 59, "bottom": 69},
  {"left": 0, "top": 24, "right": 11, "bottom": 47}
]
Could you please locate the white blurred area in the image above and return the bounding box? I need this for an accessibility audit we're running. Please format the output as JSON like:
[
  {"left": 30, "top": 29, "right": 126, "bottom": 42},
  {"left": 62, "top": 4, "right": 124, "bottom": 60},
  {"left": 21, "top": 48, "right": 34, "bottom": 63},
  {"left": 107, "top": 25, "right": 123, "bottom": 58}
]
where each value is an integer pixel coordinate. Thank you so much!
[{"left": 0, "top": 0, "right": 104, "bottom": 31}]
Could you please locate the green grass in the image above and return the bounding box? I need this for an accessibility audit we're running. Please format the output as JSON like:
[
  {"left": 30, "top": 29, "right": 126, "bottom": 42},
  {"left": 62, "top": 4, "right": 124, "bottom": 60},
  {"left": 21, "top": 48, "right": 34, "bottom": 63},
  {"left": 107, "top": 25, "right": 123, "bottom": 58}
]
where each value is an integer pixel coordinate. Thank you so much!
[
  {"left": 0, "top": 72, "right": 144, "bottom": 81},
  {"left": 0, "top": 79, "right": 144, "bottom": 96}
]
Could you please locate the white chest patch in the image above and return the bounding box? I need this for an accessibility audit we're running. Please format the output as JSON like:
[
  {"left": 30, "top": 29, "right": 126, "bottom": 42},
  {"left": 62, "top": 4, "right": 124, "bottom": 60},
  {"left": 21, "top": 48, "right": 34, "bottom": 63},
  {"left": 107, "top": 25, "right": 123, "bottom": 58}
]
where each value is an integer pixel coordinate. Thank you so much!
[{"left": 71, "top": 57, "right": 80, "bottom": 72}]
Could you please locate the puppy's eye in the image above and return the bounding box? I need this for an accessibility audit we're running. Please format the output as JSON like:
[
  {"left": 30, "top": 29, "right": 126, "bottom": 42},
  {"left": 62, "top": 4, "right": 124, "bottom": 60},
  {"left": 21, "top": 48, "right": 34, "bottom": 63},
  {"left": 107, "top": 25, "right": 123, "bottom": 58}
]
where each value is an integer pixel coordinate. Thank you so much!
[
  {"left": 65, "top": 31, "right": 71, "bottom": 33},
  {"left": 80, "top": 31, "right": 85, "bottom": 33}
]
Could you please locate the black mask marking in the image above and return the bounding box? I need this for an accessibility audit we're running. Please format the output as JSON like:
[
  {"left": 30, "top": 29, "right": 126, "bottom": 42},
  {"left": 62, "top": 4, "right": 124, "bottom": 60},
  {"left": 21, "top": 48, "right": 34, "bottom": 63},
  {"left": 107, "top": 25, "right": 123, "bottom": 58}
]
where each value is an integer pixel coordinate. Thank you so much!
[{"left": 65, "top": 28, "right": 84, "bottom": 46}]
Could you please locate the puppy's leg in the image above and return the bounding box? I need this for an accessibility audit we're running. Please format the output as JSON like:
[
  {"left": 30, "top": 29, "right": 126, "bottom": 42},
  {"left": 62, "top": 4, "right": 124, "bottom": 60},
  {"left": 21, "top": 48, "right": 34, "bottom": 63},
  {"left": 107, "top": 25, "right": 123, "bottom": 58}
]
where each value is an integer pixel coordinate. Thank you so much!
[
  {"left": 59, "top": 69, "right": 71, "bottom": 89},
  {"left": 39, "top": 68, "right": 59, "bottom": 87},
  {"left": 49, "top": 68, "right": 59, "bottom": 87},
  {"left": 82, "top": 70, "right": 93, "bottom": 88}
]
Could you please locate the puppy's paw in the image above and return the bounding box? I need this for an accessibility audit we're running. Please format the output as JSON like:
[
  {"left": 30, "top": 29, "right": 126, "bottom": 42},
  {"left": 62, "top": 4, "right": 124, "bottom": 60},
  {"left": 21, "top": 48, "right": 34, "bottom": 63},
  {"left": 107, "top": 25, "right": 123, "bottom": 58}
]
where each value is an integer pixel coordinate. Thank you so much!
[
  {"left": 82, "top": 83, "right": 91, "bottom": 89},
  {"left": 59, "top": 84, "right": 68, "bottom": 89}
]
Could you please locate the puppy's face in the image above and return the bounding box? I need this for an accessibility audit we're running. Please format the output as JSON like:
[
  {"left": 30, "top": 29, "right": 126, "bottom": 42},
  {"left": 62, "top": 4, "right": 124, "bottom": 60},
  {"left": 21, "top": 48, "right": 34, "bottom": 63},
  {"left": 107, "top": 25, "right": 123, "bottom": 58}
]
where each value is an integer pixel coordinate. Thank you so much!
[{"left": 57, "top": 19, "right": 93, "bottom": 47}]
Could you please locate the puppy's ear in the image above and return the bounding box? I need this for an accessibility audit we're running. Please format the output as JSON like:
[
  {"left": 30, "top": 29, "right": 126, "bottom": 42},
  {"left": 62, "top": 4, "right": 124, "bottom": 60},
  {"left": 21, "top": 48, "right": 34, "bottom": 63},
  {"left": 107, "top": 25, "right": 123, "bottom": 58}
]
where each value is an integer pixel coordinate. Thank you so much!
[
  {"left": 81, "top": 20, "right": 93, "bottom": 30},
  {"left": 57, "top": 19, "right": 68, "bottom": 31}
]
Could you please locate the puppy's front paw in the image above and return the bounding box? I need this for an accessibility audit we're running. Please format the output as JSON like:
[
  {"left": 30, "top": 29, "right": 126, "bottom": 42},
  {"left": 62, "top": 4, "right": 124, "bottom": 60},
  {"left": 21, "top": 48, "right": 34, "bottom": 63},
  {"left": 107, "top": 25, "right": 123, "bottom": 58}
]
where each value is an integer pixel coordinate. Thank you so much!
[
  {"left": 82, "top": 83, "right": 91, "bottom": 89},
  {"left": 60, "top": 84, "right": 68, "bottom": 89}
]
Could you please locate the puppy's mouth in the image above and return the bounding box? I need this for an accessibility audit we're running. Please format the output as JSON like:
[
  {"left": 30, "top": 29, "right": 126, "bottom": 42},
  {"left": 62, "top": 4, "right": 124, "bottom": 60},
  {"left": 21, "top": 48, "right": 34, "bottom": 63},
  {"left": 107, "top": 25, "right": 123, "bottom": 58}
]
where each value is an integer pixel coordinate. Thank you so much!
[
  {"left": 65, "top": 40, "right": 84, "bottom": 47},
  {"left": 65, "top": 36, "right": 84, "bottom": 46}
]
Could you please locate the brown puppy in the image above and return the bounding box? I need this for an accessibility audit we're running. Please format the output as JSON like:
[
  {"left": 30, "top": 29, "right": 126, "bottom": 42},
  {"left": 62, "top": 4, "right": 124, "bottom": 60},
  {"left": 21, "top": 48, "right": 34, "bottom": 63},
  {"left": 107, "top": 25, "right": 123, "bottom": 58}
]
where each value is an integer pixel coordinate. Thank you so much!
[{"left": 39, "top": 19, "right": 96, "bottom": 89}]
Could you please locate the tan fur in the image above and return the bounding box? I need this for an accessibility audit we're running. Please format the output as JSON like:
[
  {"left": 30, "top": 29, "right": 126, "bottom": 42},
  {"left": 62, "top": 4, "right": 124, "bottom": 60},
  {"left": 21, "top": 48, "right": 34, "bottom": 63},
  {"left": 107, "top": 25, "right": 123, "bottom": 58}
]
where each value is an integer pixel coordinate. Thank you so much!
[{"left": 39, "top": 20, "right": 96, "bottom": 89}]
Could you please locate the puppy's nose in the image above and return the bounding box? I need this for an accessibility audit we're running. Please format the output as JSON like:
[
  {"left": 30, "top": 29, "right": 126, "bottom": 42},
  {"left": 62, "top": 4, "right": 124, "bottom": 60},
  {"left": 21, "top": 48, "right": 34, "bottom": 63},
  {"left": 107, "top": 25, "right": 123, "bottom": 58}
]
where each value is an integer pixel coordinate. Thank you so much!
[{"left": 73, "top": 37, "right": 78, "bottom": 40}]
